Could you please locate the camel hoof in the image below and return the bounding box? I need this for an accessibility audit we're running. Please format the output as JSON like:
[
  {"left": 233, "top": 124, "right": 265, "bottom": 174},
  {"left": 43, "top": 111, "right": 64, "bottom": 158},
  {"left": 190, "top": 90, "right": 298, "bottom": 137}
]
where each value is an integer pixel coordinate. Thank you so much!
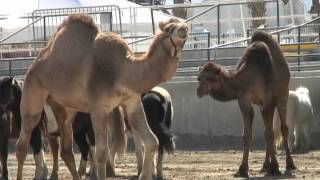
[
  {"left": 233, "top": 171, "right": 249, "bottom": 178},
  {"left": 87, "top": 171, "right": 98, "bottom": 180},
  {"left": 260, "top": 167, "right": 267, "bottom": 173},
  {"left": 267, "top": 168, "right": 282, "bottom": 176},
  {"left": 260, "top": 159, "right": 270, "bottom": 173},
  {"left": 34, "top": 165, "right": 49, "bottom": 180},
  {"left": 32, "top": 177, "right": 46, "bottom": 180},
  {"left": 106, "top": 163, "right": 115, "bottom": 177},
  {"left": 0, "top": 176, "right": 9, "bottom": 180},
  {"left": 49, "top": 173, "right": 59, "bottom": 180},
  {"left": 78, "top": 168, "right": 86, "bottom": 177},
  {"left": 156, "top": 175, "right": 164, "bottom": 180},
  {"left": 286, "top": 162, "right": 297, "bottom": 171},
  {"left": 234, "top": 164, "right": 249, "bottom": 178},
  {"left": 137, "top": 174, "right": 156, "bottom": 180},
  {"left": 285, "top": 169, "right": 295, "bottom": 176}
]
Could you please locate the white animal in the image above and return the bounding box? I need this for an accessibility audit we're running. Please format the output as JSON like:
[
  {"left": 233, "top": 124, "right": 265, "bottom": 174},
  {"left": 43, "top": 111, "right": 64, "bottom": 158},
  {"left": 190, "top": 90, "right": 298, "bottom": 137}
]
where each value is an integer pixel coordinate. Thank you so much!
[{"left": 274, "top": 86, "right": 313, "bottom": 152}]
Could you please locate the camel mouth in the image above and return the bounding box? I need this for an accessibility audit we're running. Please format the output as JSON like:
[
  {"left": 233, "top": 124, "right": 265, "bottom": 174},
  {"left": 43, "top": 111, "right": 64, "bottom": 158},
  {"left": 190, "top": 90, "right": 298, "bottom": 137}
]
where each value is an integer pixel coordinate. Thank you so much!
[
  {"left": 197, "top": 87, "right": 206, "bottom": 98},
  {"left": 177, "top": 27, "right": 188, "bottom": 40},
  {"left": 208, "top": 82, "right": 220, "bottom": 92}
]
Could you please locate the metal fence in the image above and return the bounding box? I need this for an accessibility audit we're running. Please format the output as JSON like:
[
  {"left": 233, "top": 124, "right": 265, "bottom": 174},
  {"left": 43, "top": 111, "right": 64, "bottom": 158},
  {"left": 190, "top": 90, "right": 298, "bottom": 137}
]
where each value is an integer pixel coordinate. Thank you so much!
[
  {"left": 30, "top": 5, "right": 122, "bottom": 36},
  {"left": 0, "top": 1, "right": 320, "bottom": 77}
]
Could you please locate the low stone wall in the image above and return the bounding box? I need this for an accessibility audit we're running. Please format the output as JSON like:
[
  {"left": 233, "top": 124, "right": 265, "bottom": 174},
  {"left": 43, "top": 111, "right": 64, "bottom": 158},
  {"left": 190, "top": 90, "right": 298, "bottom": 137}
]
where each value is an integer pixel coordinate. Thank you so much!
[{"left": 162, "top": 72, "right": 320, "bottom": 138}]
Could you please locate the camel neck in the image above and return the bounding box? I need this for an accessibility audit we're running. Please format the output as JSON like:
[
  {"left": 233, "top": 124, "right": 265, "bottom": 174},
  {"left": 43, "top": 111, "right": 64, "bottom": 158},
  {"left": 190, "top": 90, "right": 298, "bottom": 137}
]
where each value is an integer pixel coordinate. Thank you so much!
[
  {"left": 123, "top": 45, "right": 179, "bottom": 93},
  {"left": 211, "top": 70, "right": 242, "bottom": 101}
]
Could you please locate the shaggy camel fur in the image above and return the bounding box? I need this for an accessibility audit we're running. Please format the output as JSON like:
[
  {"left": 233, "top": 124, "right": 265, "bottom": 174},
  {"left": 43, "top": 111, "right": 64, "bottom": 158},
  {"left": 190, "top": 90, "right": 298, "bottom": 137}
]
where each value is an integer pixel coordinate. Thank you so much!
[
  {"left": 274, "top": 86, "right": 314, "bottom": 152},
  {"left": 16, "top": 14, "right": 188, "bottom": 180},
  {"left": 197, "top": 31, "right": 296, "bottom": 177}
]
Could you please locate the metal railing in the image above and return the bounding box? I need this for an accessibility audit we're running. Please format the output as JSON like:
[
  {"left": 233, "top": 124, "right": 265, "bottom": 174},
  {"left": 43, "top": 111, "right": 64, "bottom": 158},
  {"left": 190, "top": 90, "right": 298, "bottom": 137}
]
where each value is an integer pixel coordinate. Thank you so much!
[
  {"left": 1, "top": 1, "right": 320, "bottom": 77},
  {"left": 30, "top": 5, "right": 122, "bottom": 36}
]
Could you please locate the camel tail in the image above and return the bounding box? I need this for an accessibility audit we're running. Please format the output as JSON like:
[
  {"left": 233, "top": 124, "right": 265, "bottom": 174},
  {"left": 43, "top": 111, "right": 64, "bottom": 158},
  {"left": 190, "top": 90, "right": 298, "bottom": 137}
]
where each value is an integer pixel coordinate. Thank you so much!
[
  {"left": 273, "top": 109, "right": 283, "bottom": 149},
  {"left": 110, "top": 107, "right": 127, "bottom": 157}
]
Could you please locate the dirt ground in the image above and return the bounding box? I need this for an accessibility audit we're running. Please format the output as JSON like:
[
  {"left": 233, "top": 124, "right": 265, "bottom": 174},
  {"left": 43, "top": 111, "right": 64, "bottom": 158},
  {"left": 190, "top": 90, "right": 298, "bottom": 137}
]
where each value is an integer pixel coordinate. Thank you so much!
[{"left": 5, "top": 149, "right": 320, "bottom": 180}]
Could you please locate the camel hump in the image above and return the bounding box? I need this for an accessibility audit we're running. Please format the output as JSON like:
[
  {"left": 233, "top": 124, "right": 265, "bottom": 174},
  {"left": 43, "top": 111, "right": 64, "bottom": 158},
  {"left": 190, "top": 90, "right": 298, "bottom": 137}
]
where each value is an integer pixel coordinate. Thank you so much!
[
  {"left": 245, "top": 41, "right": 273, "bottom": 81},
  {"left": 250, "top": 31, "right": 286, "bottom": 64},
  {"left": 58, "top": 14, "right": 98, "bottom": 35},
  {"left": 250, "top": 31, "right": 272, "bottom": 43}
]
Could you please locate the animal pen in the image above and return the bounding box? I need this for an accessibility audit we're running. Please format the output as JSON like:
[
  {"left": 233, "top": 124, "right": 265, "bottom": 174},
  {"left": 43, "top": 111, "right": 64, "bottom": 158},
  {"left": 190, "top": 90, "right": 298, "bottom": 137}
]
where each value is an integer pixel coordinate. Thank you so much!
[{"left": 1, "top": 0, "right": 320, "bottom": 179}]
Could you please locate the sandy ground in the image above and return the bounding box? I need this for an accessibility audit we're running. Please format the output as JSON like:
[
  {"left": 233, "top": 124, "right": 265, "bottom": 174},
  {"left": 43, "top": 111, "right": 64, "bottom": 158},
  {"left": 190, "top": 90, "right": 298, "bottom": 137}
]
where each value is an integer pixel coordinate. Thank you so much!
[{"left": 5, "top": 149, "right": 320, "bottom": 180}]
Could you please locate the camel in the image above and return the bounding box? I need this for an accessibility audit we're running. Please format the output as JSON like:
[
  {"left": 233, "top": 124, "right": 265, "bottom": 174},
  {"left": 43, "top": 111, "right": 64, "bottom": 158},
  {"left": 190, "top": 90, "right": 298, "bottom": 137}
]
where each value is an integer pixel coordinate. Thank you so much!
[
  {"left": 16, "top": 14, "right": 188, "bottom": 180},
  {"left": 197, "top": 31, "right": 296, "bottom": 177}
]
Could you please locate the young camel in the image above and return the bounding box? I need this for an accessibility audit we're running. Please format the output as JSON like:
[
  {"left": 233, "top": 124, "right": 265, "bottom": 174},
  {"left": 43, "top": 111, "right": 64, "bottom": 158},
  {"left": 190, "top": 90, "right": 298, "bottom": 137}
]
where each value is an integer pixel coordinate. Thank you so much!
[
  {"left": 16, "top": 14, "right": 188, "bottom": 180},
  {"left": 197, "top": 31, "right": 296, "bottom": 177}
]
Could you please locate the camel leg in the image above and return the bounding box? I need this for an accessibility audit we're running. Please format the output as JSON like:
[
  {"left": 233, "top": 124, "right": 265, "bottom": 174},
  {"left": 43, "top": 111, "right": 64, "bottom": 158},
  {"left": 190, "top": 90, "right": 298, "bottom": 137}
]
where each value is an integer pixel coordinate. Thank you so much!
[
  {"left": 30, "top": 125, "right": 48, "bottom": 180},
  {"left": 124, "top": 98, "right": 158, "bottom": 180},
  {"left": 58, "top": 111, "right": 81, "bottom": 180},
  {"left": 16, "top": 82, "right": 48, "bottom": 180},
  {"left": 89, "top": 145, "right": 97, "bottom": 179},
  {"left": 108, "top": 144, "right": 116, "bottom": 176},
  {"left": 90, "top": 107, "right": 112, "bottom": 179},
  {"left": 106, "top": 129, "right": 116, "bottom": 177},
  {"left": 288, "top": 127, "right": 295, "bottom": 152},
  {"left": 234, "top": 100, "right": 253, "bottom": 178},
  {"left": 0, "top": 125, "right": 9, "bottom": 180},
  {"left": 277, "top": 101, "right": 296, "bottom": 173},
  {"left": 261, "top": 150, "right": 270, "bottom": 173},
  {"left": 86, "top": 127, "right": 98, "bottom": 179},
  {"left": 262, "top": 105, "right": 281, "bottom": 176},
  {"left": 157, "top": 148, "right": 164, "bottom": 179},
  {"left": 73, "top": 130, "right": 89, "bottom": 177},
  {"left": 132, "top": 131, "right": 144, "bottom": 176},
  {"left": 48, "top": 136, "right": 59, "bottom": 180},
  {"left": 303, "top": 125, "right": 311, "bottom": 151}
]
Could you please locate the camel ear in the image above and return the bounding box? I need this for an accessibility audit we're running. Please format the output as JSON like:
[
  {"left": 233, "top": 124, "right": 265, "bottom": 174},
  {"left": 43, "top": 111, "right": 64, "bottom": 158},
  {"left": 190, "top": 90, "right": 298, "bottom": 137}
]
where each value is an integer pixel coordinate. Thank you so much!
[
  {"left": 215, "top": 67, "right": 221, "bottom": 74},
  {"left": 159, "top": 21, "right": 165, "bottom": 31}
]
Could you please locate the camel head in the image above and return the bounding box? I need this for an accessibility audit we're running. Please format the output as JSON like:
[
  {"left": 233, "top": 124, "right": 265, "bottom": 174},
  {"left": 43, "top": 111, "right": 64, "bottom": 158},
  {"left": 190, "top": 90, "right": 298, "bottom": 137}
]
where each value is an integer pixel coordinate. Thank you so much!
[
  {"left": 158, "top": 18, "right": 188, "bottom": 55},
  {"left": 197, "top": 62, "right": 223, "bottom": 98}
]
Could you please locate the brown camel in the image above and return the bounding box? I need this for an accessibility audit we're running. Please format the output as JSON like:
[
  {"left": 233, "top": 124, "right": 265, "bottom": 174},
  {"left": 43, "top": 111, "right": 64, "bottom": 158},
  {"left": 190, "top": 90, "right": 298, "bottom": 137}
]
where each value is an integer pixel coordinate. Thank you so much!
[
  {"left": 16, "top": 14, "right": 188, "bottom": 180},
  {"left": 197, "top": 31, "right": 296, "bottom": 177}
]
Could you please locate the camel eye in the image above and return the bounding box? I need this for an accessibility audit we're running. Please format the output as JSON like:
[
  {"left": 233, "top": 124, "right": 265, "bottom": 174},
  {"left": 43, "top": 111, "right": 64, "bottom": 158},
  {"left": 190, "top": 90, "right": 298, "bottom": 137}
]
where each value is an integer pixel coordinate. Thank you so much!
[
  {"left": 166, "top": 26, "right": 175, "bottom": 34},
  {"left": 207, "top": 77, "right": 215, "bottom": 82}
]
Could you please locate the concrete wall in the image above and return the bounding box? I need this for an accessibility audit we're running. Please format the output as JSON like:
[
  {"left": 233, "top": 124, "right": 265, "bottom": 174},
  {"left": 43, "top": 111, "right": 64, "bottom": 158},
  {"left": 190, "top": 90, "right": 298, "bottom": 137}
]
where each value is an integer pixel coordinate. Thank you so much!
[{"left": 161, "top": 72, "right": 320, "bottom": 138}]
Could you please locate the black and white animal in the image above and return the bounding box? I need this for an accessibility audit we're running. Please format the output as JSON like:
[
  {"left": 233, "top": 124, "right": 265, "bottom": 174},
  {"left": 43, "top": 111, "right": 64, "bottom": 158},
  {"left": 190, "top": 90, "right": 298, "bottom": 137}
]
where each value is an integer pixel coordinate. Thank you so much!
[
  {"left": 125, "top": 86, "right": 175, "bottom": 179},
  {"left": 43, "top": 105, "right": 126, "bottom": 179},
  {"left": 63, "top": 86, "right": 175, "bottom": 179},
  {"left": 0, "top": 77, "right": 48, "bottom": 180}
]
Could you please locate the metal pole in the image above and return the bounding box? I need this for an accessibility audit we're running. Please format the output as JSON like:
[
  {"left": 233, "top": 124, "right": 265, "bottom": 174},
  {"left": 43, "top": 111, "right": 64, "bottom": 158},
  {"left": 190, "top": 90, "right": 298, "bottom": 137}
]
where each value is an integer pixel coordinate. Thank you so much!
[
  {"left": 43, "top": 17, "right": 47, "bottom": 42},
  {"left": 151, "top": 8, "right": 155, "bottom": 35},
  {"left": 297, "top": 26, "right": 301, "bottom": 72},
  {"left": 9, "top": 60, "right": 12, "bottom": 77},
  {"left": 276, "top": 0, "right": 280, "bottom": 42},
  {"left": 246, "top": 29, "right": 250, "bottom": 45},
  {"left": 207, "top": 32, "right": 210, "bottom": 61},
  {"left": 217, "top": 4, "right": 220, "bottom": 45}
]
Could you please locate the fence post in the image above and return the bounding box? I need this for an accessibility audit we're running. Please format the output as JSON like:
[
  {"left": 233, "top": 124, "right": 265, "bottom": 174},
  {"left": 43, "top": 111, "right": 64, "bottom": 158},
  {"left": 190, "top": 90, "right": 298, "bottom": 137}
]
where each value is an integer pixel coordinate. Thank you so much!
[
  {"left": 207, "top": 32, "right": 210, "bottom": 61},
  {"left": 43, "top": 16, "right": 47, "bottom": 42},
  {"left": 297, "top": 26, "right": 301, "bottom": 72},
  {"left": 9, "top": 60, "right": 12, "bottom": 77},
  {"left": 276, "top": 0, "right": 280, "bottom": 42},
  {"left": 217, "top": 4, "right": 220, "bottom": 45},
  {"left": 151, "top": 8, "right": 155, "bottom": 35}
]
